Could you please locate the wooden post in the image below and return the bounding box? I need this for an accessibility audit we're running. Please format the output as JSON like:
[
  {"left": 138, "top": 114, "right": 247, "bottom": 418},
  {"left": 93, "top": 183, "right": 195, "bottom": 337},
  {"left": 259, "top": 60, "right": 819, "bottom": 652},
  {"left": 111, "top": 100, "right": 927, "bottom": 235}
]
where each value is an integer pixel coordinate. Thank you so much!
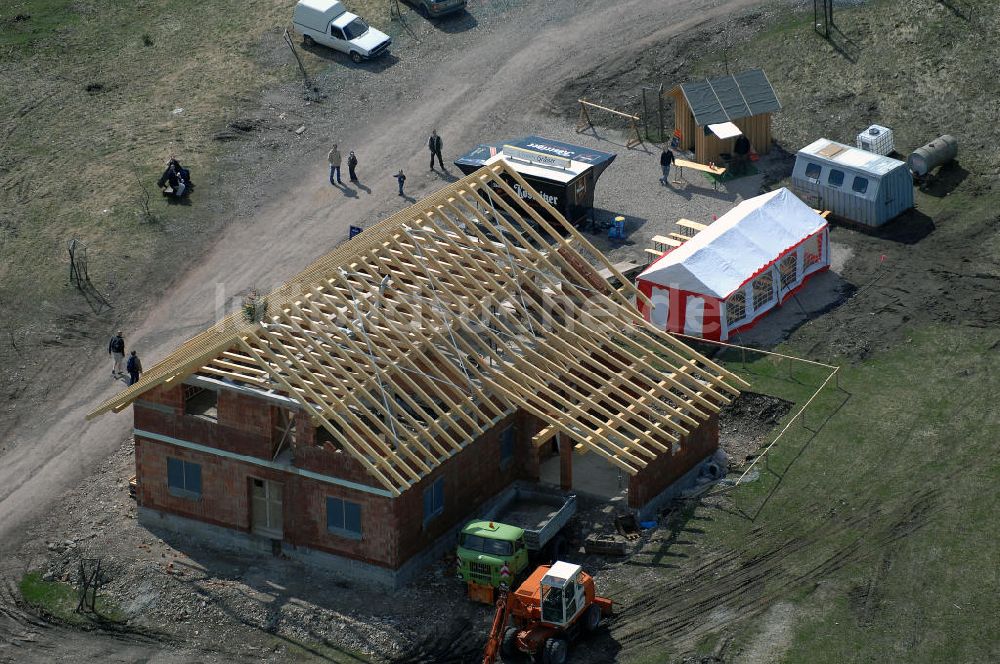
[
  {"left": 558, "top": 433, "right": 573, "bottom": 492},
  {"left": 575, "top": 101, "right": 593, "bottom": 133},
  {"left": 657, "top": 83, "right": 664, "bottom": 142}
]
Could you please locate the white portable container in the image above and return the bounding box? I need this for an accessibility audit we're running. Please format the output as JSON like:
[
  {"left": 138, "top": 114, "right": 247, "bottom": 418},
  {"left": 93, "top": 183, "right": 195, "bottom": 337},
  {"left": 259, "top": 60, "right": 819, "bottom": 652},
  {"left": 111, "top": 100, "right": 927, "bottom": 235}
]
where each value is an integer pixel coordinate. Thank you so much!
[{"left": 856, "top": 125, "right": 894, "bottom": 156}]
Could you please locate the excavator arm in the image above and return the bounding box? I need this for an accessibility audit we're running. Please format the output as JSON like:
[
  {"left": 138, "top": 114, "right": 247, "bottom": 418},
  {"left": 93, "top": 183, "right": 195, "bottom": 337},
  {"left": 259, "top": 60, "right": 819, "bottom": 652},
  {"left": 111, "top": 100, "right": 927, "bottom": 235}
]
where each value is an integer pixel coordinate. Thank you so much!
[{"left": 482, "top": 587, "right": 511, "bottom": 664}]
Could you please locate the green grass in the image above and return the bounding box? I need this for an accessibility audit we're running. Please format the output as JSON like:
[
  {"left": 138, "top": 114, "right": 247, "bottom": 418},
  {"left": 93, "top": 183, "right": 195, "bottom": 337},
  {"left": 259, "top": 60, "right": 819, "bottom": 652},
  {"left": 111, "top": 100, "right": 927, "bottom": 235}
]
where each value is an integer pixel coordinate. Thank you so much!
[
  {"left": 625, "top": 325, "right": 999, "bottom": 663},
  {"left": 19, "top": 571, "right": 126, "bottom": 625},
  {"left": 0, "top": 0, "right": 79, "bottom": 49}
]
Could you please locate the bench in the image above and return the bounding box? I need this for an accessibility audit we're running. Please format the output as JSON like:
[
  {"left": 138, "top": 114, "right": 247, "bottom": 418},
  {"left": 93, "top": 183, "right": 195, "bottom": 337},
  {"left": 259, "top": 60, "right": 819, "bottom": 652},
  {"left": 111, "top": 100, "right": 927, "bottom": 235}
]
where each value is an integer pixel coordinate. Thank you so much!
[
  {"left": 676, "top": 218, "right": 708, "bottom": 231},
  {"left": 645, "top": 248, "right": 665, "bottom": 262},
  {"left": 650, "top": 235, "right": 682, "bottom": 253},
  {"left": 674, "top": 158, "right": 727, "bottom": 190}
]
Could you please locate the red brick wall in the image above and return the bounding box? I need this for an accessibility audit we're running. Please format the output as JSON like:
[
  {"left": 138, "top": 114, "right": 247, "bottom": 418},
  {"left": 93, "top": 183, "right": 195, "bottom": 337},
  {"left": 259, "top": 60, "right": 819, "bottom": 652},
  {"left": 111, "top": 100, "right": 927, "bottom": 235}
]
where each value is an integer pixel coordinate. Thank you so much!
[
  {"left": 392, "top": 410, "right": 544, "bottom": 563},
  {"left": 135, "top": 435, "right": 400, "bottom": 567},
  {"left": 135, "top": 435, "right": 252, "bottom": 531},
  {"left": 627, "top": 414, "right": 719, "bottom": 509}
]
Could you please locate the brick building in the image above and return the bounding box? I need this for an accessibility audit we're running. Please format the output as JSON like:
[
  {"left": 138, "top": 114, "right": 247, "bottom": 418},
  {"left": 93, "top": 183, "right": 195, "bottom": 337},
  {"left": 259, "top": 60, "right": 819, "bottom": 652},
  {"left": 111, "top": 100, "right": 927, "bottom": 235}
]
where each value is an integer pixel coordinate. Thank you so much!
[{"left": 89, "top": 163, "right": 745, "bottom": 586}]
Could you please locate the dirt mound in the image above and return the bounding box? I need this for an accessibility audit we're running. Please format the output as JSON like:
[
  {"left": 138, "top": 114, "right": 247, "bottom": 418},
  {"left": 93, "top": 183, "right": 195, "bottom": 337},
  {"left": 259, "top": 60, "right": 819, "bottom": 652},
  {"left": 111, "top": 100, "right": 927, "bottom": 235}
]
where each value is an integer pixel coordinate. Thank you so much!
[{"left": 720, "top": 392, "right": 794, "bottom": 466}]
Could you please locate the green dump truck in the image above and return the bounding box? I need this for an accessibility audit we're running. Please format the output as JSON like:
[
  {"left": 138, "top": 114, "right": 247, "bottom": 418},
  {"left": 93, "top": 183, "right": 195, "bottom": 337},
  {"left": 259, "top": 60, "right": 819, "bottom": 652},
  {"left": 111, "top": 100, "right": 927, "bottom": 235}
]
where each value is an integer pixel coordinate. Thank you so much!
[{"left": 458, "top": 484, "right": 576, "bottom": 603}]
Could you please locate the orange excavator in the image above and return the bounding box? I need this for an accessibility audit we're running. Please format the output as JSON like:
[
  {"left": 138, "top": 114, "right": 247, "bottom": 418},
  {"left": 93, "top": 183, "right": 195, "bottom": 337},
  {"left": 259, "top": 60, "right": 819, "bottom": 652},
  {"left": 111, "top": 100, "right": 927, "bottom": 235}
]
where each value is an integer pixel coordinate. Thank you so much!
[{"left": 482, "top": 561, "right": 612, "bottom": 664}]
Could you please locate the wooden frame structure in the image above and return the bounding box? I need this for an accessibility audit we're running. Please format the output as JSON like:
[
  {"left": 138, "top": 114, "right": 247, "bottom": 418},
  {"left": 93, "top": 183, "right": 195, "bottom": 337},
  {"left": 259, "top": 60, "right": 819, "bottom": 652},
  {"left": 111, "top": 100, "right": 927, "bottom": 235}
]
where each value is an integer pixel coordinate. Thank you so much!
[
  {"left": 89, "top": 162, "right": 747, "bottom": 495},
  {"left": 576, "top": 99, "right": 643, "bottom": 149}
]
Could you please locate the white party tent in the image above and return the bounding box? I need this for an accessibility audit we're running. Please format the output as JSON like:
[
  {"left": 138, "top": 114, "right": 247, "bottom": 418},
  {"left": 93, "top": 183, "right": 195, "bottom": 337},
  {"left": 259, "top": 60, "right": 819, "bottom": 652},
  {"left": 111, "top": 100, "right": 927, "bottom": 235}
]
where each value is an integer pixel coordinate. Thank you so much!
[{"left": 638, "top": 188, "right": 830, "bottom": 340}]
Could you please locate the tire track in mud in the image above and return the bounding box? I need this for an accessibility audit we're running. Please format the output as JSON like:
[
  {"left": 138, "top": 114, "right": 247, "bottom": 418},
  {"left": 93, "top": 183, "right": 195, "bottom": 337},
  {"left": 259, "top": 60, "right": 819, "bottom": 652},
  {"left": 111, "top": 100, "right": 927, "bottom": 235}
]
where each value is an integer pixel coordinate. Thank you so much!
[{"left": 612, "top": 488, "right": 940, "bottom": 654}]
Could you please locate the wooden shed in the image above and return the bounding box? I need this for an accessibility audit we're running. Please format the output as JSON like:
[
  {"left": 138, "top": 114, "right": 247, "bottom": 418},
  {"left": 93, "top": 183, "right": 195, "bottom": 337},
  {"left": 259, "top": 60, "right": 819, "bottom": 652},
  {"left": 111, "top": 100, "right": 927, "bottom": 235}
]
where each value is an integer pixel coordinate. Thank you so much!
[{"left": 670, "top": 68, "right": 781, "bottom": 165}]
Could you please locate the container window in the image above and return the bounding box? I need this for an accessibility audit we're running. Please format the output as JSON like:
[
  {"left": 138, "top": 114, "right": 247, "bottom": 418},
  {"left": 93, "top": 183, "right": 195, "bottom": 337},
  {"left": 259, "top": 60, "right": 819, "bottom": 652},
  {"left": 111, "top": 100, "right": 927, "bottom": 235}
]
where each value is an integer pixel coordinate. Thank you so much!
[
  {"left": 804, "top": 162, "right": 821, "bottom": 180},
  {"left": 827, "top": 169, "right": 845, "bottom": 187},
  {"left": 852, "top": 176, "right": 869, "bottom": 193}
]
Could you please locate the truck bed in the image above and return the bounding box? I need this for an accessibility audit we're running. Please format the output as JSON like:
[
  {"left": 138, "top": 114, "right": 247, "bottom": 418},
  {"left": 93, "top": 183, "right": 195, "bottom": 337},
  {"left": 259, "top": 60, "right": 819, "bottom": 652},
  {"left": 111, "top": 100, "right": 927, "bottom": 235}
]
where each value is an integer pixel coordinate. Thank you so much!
[{"left": 483, "top": 484, "right": 576, "bottom": 552}]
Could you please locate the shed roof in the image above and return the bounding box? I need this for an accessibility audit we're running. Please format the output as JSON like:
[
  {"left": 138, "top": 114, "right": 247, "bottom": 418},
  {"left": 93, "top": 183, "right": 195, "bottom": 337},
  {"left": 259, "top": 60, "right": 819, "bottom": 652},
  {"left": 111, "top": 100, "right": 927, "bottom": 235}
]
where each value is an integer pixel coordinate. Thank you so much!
[
  {"left": 675, "top": 68, "right": 781, "bottom": 126},
  {"left": 639, "top": 188, "right": 827, "bottom": 299},
  {"left": 88, "top": 162, "right": 745, "bottom": 496},
  {"left": 797, "top": 138, "right": 907, "bottom": 176}
]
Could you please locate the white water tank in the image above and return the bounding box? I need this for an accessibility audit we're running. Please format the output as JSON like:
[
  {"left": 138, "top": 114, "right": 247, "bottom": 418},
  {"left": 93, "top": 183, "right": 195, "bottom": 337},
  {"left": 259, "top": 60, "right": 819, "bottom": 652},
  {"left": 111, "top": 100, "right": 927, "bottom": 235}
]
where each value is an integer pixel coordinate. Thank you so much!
[{"left": 856, "top": 125, "right": 894, "bottom": 156}]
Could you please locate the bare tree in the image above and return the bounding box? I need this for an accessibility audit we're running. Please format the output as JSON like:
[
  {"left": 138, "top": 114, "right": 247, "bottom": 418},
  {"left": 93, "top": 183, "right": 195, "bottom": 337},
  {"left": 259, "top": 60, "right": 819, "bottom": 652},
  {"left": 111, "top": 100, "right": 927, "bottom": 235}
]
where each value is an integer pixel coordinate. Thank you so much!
[{"left": 133, "top": 169, "right": 156, "bottom": 224}]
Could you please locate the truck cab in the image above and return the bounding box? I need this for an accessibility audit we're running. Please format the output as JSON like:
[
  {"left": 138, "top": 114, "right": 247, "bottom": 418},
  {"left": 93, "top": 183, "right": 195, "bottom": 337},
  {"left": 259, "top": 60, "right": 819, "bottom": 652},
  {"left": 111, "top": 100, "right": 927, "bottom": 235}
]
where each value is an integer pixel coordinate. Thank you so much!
[
  {"left": 458, "top": 521, "right": 529, "bottom": 598},
  {"left": 293, "top": 0, "right": 391, "bottom": 63}
]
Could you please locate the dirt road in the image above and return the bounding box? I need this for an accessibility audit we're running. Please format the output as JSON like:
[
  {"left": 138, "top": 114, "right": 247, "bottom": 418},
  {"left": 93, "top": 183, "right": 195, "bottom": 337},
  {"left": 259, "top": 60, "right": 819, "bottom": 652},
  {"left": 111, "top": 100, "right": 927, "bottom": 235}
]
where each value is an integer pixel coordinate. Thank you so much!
[{"left": 0, "top": 0, "right": 756, "bottom": 658}]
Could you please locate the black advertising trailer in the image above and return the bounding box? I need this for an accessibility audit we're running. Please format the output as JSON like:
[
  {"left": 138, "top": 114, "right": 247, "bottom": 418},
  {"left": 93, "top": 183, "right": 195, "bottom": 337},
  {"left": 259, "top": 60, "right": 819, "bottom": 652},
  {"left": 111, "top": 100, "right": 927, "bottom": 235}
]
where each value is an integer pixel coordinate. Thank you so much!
[{"left": 454, "top": 136, "right": 616, "bottom": 226}]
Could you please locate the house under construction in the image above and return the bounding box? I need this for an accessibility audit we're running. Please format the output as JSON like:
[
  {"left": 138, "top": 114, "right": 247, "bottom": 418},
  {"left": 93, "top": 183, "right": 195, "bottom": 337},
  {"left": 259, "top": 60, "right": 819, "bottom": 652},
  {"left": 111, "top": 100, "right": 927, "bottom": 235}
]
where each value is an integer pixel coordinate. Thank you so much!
[{"left": 88, "top": 162, "right": 747, "bottom": 586}]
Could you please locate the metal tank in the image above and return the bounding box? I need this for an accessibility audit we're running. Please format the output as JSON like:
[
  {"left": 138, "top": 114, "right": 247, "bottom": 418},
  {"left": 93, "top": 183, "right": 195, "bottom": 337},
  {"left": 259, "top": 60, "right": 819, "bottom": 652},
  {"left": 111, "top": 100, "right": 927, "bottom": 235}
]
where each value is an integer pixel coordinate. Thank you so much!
[{"left": 907, "top": 135, "right": 958, "bottom": 176}]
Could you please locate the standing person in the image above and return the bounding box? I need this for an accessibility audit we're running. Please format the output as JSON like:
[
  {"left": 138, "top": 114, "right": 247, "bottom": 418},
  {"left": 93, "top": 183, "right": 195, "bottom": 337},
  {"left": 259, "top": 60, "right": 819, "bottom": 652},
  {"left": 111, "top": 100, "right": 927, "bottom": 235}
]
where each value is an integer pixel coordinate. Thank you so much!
[
  {"left": 395, "top": 169, "right": 406, "bottom": 196},
  {"left": 328, "top": 144, "right": 343, "bottom": 185},
  {"left": 108, "top": 331, "right": 125, "bottom": 378},
  {"left": 659, "top": 146, "right": 675, "bottom": 186},
  {"left": 428, "top": 130, "right": 444, "bottom": 171},
  {"left": 347, "top": 150, "right": 359, "bottom": 182},
  {"left": 126, "top": 350, "right": 143, "bottom": 386}
]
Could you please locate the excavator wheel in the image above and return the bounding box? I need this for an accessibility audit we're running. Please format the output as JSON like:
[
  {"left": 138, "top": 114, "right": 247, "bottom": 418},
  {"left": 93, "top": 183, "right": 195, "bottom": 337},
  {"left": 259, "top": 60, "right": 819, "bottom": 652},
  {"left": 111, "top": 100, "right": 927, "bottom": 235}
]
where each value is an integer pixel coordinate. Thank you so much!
[
  {"left": 542, "top": 637, "right": 568, "bottom": 664},
  {"left": 501, "top": 627, "right": 519, "bottom": 658}
]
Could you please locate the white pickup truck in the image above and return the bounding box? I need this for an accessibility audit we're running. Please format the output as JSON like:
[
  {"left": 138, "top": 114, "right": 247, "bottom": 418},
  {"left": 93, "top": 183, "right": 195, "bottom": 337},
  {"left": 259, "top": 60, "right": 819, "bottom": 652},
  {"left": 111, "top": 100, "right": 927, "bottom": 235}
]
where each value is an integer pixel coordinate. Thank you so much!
[{"left": 293, "top": 0, "right": 391, "bottom": 63}]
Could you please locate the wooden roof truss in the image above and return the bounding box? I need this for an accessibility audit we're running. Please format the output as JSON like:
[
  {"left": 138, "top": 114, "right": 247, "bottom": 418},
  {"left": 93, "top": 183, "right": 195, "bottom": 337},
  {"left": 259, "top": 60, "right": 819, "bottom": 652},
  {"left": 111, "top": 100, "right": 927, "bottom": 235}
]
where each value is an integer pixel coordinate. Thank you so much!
[{"left": 89, "top": 162, "right": 748, "bottom": 495}]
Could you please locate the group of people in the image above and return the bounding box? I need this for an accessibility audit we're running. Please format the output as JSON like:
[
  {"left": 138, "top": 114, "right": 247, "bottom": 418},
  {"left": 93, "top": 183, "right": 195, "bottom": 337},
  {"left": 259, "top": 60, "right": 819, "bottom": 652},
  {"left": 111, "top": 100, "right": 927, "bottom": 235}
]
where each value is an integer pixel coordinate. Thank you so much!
[
  {"left": 157, "top": 157, "right": 193, "bottom": 197},
  {"left": 108, "top": 331, "right": 142, "bottom": 386},
  {"left": 326, "top": 130, "right": 446, "bottom": 197}
]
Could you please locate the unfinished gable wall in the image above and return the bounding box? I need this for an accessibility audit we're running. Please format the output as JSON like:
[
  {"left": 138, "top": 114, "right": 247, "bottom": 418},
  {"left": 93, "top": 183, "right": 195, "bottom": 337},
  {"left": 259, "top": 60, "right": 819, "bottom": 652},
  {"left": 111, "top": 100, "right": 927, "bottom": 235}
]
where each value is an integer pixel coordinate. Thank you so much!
[{"left": 134, "top": 384, "right": 276, "bottom": 460}]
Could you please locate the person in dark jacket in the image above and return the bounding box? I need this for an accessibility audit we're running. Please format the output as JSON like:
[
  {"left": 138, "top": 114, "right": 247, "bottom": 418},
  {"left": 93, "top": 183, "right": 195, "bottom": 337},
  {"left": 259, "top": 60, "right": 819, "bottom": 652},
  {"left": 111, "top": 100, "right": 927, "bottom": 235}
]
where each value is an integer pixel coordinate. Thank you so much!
[
  {"left": 733, "top": 134, "right": 751, "bottom": 175},
  {"left": 347, "top": 151, "right": 359, "bottom": 182},
  {"left": 109, "top": 331, "right": 125, "bottom": 378},
  {"left": 428, "top": 130, "right": 444, "bottom": 170},
  {"left": 126, "top": 350, "right": 143, "bottom": 386},
  {"left": 659, "top": 147, "right": 675, "bottom": 186},
  {"left": 395, "top": 169, "right": 406, "bottom": 196}
]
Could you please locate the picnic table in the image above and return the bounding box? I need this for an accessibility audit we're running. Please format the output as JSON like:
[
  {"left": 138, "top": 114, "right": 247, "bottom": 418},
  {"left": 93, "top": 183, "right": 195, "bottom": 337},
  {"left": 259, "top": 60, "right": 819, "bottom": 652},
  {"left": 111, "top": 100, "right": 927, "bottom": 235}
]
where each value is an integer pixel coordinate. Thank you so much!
[{"left": 674, "top": 158, "right": 727, "bottom": 190}]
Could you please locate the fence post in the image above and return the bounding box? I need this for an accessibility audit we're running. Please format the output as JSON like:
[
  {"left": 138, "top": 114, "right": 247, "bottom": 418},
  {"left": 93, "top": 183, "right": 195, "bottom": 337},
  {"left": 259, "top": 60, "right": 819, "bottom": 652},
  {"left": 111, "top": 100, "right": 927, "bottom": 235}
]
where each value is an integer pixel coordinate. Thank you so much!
[
  {"left": 641, "top": 89, "right": 649, "bottom": 141},
  {"left": 658, "top": 83, "right": 664, "bottom": 143}
]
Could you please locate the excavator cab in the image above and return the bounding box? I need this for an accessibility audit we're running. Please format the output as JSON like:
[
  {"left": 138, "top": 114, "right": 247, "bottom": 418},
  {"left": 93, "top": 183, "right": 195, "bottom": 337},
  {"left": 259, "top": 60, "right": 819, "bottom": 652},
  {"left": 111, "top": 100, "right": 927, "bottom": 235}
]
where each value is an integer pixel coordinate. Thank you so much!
[{"left": 539, "top": 562, "right": 587, "bottom": 626}]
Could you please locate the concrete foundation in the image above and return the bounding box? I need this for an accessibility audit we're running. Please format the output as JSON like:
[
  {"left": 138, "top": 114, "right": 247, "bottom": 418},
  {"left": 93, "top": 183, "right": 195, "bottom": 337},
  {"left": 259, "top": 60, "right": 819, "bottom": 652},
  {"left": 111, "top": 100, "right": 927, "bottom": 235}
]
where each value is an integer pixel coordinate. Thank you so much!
[{"left": 138, "top": 506, "right": 468, "bottom": 589}]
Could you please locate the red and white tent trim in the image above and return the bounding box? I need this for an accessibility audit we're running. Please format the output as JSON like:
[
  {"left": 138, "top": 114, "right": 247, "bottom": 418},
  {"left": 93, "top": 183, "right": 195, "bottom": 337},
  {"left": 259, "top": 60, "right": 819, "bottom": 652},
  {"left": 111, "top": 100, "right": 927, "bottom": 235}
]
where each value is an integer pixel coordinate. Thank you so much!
[{"left": 638, "top": 188, "right": 830, "bottom": 341}]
